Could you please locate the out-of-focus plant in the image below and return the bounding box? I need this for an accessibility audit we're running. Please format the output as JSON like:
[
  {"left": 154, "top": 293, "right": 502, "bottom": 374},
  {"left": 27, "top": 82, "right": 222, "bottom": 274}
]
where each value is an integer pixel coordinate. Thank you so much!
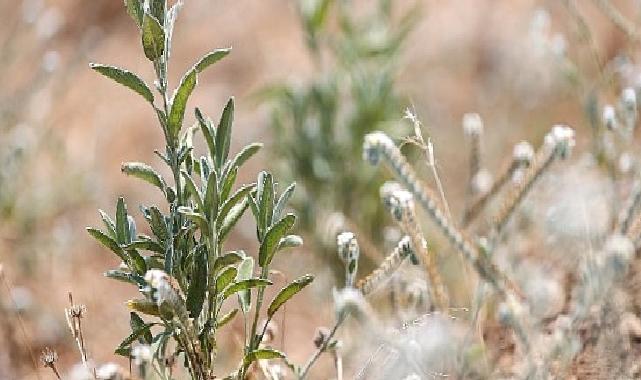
[
  {"left": 263, "top": 0, "right": 417, "bottom": 262},
  {"left": 86, "top": 1, "right": 314, "bottom": 378}
]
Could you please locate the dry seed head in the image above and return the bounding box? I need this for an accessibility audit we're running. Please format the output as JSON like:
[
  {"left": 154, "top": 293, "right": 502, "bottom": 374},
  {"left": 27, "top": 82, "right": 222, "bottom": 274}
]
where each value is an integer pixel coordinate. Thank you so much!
[
  {"left": 544, "top": 124, "right": 575, "bottom": 158},
  {"left": 462, "top": 113, "right": 484, "bottom": 137},
  {"left": 603, "top": 104, "right": 617, "bottom": 130},
  {"left": 363, "top": 131, "right": 394, "bottom": 165},
  {"left": 513, "top": 141, "right": 535, "bottom": 166},
  {"left": 40, "top": 347, "right": 58, "bottom": 367},
  {"left": 144, "top": 269, "right": 180, "bottom": 307},
  {"left": 337, "top": 232, "right": 359, "bottom": 287}
]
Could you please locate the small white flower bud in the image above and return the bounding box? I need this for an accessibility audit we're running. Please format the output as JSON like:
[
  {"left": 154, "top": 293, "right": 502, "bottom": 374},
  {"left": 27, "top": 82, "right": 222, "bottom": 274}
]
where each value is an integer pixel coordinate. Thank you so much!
[
  {"left": 363, "top": 132, "right": 394, "bottom": 165},
  {"left": 544, "top": 124, "right": 575, "bottom": 159},
  {"left": 462, "top": 113, "right": 483, "bottom": 137},
  {"left": 513, "top": 141, "right": 535, "bottom": 166},
  {"left": 602, "top": 104, "right": 617, "bottom": 130}
]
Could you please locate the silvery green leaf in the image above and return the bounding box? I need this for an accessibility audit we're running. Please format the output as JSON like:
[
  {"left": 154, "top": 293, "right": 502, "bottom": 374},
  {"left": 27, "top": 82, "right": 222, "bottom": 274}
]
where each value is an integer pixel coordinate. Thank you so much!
[
  {"left": 99, "top": 209, "right": 117, "bottom": 239},
  {"left": 90, "top": 63, "right": 154, "bottom": 103},
  {"left": 195, "top": 48, "right": 231, "bottom": 73},
  {"left": 87, "top": 227, "right": 126, "bottom": 262},
  {"left": 257, "top": 171, "right": 274, "bottom": 236},
  {"left": 267, "top": 274, "right": 313, "bottom": 318},
  {"left": 142, "top": 12, "right": 165, "bottom": 60},
  {"left": 216, "top": 184, "right": 255, "bottom": 229},
  {"left": 125, "top": 240, "right": 164, "bottom": 254},
  {"left": 235, "top": 257, "right": 254, "bottom": 313},
  {"left": 195, "top": 108, "right": 216, "bottom": 159},
  {"left": 213, "top": 250, "right": 245, "bottom": 273},
  {"left": 130, "top": 312, "right": 153, "bottom": 344},
  {"left": 105, "top": 270, "right": 146, "bottom": 287},
  {"left": 124, "top": 0, "right": 143, "bottom": 26},
  {"left": 178, "top": 207, "right": 209, "bottom": 232},
  {"left": 227, "top": 142, "right": 262, "bottom": 172},
  {"left": 127, "top": 215, "right": 137, "bottom": 243},
  {"left": 219, "top": 166, "right": 237, "bottom": 203},
  {"left": 121, "top": 162, "right": 165, "bottom": 192},
  {"left": 259, "top": 214, "right": 296, "bottom": 267},
  {"left": 277, "top": 234, "right": 303, "bottom": 250},
  {"left": 148, "top": 206, "right": 168, "bottom": 242},
  {"left": 242, "top": 348, "right": 286, "bottom": 368},
  {"left": 168, "top": 68, "right": 197, "bottom": 141},
  {"left": 181, "top": 170, "right": 204, "bottom": 211},
  {"left": 222, "top": 278, "right": 272, "bottom": 300},
  {"left": 186, "top": 247, "right": 207, "bottom": 318},
  {"left": 214, "top": 97, "right": 234, "bottom": 169},
  {"left": 204, "top": 168, "right": 218, "bottom": 220},
  {"left": 215, "top": 266, "right": 237, "bottom": 292},
  {"left": 165, "top": 1, "right": 183, "bottom": 56},
  {"left": 147, "top": 0, "right": 165, "bottom": 25},
  {"left": 218, "top": 198, "right": 249, "bottom": 242},
  {"left": 115, "top": 197, "right": 128, "bottom": 245},
  {"left": 273, "top": 182, "right": 295, "bottom": 223}
]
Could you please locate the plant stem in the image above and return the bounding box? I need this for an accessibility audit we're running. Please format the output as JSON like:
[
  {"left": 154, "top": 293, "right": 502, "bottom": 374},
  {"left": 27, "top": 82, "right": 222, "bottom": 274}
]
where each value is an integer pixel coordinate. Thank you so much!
[{"left": 299, "top": 312, "right": 347, "bottom": 379}]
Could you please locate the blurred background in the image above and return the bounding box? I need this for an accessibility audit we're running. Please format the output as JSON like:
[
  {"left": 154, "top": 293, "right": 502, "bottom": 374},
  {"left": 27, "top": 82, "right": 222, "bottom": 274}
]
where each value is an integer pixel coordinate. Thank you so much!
[{"left": 0, "top": 0, "right": 638, "bottom": 378}]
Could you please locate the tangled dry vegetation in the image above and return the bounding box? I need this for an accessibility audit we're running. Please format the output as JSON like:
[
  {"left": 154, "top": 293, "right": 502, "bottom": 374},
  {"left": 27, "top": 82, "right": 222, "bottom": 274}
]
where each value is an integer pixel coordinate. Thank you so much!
[{"left": 7, "top": 0, "right": 641, "bottom": 379}]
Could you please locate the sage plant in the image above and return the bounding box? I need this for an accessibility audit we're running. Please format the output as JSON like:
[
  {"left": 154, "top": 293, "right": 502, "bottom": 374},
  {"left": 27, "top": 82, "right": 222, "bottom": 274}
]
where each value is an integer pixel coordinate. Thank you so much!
[{"left": 87, "top": 1, "right": 313, "bottom": 378}]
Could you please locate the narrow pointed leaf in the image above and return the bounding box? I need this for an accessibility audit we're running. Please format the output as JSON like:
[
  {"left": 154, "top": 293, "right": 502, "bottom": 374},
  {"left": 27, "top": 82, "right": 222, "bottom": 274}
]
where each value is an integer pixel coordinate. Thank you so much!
[
  {"left": 181, "top": 171, "right": 204, "bottom": 211},
  {"left": 142, "top": 13, "right": 165, "bottom": 60},
  {"left": 115, "top": 197, "right": 128, "bottom": 244},
  {"left": 195, "top": 48, "right": 231, "bottom": 73},
  {"left": 204, "top": 169, "right": 218, "bottom": 220},
  {"left": 124, "top": 240, "right": 164, "bottom": 254},
  {"left": 214, "top": 97, "right": 234, "bottom": 168},
  {"left": 257, "top": 171, "right": 274, "bottom": 235},
  {"left": 105, "top": 270, "right": 146, "bottom": 287},
  {"left": 169, "top": 68, "right": 197, "bottom": 141},
  {"left": 148, "top": 207, "right": 168, "bottom": 242},
  {"left": 259, "top": 214, "right": 296, "bottom": 267},
  {"left": 124, "top": 0, "right": 143, "bottom": 27},
  {"left": 216, "top": 184, "right": 255, "bottom": 228},
  {"left": 243, "top": 348, "right": 286, "bottom": 368},
  {"left": 222, "top": 278, "right": 272, "bottom": 300},
  {"left": 122, "top": 162, "right": 165, "bottom": 192},
  {"left": 273, "top": 182, "right": 295, "bottom": 223},
  {"left": 218, "top": 198, "right": 249, "bottom": 242},
  {"left": 195, "top": 108, "right": 216, "bottom": 158},
  {"left": 228, "top": 142, "right": 262, "bottom": 171},
  {"left": 90, "top": 64, "right": 154, "bottom": 103},
  {"left": 219, "top": 166, "right": 237, "bottom": 203},
  {"left": 186, "top": 247, "right": 208, "bottom": 319},
  {"left": 87, "top": 227, "right": 126, "bottom": 262},
  {"left": 213, "top": 251, "right": 245, "bottom": 273},
  {"left": 267, "top": 274, "right": 313, "bottom": 318},
  {"left": 98, "top": 209, "right": 117, "bottom": 239},
  {"left": 236, "top": 257, "right": 254, "bottom": 313},
  {"left": 215, "top": 266, "right": 238, "bottom": 292}
]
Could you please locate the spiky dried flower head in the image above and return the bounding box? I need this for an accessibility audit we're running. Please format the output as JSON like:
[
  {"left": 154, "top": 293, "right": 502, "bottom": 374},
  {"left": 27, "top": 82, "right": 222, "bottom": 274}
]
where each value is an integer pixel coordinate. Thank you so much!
[
  {"left": 337, "top": 232, "right": 359, "bottom": 287},
  {"left": 96, "top": 362, "right": 128, "bottom": 380},
  {"left": 513, "top": 141, "right": 535, "bottom": 166},
  {"left": 380, "top": 182, "right": 413, "bottom": 221},
  {"left": 462, "top": 113, "right": 484, "bottom": 137},
  {"left": 363, "top": 131, "right": 394, "bottom": 165},
  {"left": 40, "top": 347, "right": 58, "bottom": 367},
  {"left": 603, "top": 104, "right": 618, "bottom": 130},
  {"left": 144, "top": 269, "right": 180, "bottom": 307},
  {"left": 544, "top": 124, "right": 575, "bottom": 158}
]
